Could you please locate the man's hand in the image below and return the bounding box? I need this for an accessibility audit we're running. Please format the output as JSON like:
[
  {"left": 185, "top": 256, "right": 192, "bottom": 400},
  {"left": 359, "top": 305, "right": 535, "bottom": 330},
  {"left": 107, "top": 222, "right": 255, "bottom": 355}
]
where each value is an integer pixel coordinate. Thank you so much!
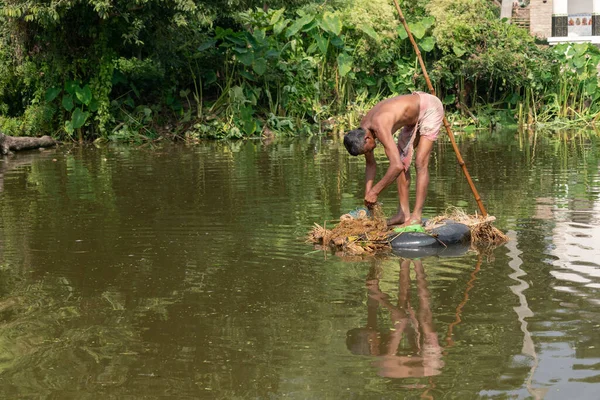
[{"left": 364, "top": 191, "right": 378, "bottom": 208}]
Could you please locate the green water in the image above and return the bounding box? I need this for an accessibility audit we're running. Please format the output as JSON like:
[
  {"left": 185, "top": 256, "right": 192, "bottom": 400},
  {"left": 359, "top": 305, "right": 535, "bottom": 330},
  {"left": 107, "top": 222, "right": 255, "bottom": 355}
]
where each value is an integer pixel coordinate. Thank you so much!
[{"left": 0, "top": 130, "right": 599, "bottom": 398}]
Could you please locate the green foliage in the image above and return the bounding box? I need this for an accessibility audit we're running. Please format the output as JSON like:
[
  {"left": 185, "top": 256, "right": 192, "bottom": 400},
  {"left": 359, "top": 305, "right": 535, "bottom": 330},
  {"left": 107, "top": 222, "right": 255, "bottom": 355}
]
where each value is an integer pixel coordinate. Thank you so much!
[
  {"left": 424, "top": 0, "right": 600, "bottom": 127},
  {"left": 46, "top": 81, "right": 98, "bottom": 138},
  {"left": 0, "top": 104, "right": 56, "bottom": 136},
  {"left": 187, "top": 2, "right": 412, "bottom": 138},
  {"left": 0, "top": 0, "right": 598, "bottom": 141},
  {"left": 544, "top": 43, "right": 600, "bottom": 119},
  {"left": 427, "top": 0, "right": 550, "bottom": 100}
]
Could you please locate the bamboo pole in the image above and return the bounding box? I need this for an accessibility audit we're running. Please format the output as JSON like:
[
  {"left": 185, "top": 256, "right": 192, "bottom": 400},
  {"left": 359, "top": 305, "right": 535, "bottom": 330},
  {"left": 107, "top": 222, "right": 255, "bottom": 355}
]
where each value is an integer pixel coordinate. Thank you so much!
[{"left": 391, "top": 0, "right": 488, "bottom": 217}]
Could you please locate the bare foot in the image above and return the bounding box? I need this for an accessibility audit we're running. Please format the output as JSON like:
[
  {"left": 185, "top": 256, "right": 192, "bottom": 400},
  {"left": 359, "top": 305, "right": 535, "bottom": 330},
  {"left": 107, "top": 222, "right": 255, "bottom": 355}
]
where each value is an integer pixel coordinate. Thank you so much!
[
  {"left": 399, "top": 217, "right": 422, "bottom": 228},
  {"left": 386, "top": 212, "right": 406, "bottom": 227}
]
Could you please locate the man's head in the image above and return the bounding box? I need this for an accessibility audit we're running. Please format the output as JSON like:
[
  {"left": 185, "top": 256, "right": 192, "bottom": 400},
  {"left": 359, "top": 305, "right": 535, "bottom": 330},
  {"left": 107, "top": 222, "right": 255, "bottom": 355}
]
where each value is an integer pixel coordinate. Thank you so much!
[{"left": 343, "top": 128, "right": 375, "bottom": 156}]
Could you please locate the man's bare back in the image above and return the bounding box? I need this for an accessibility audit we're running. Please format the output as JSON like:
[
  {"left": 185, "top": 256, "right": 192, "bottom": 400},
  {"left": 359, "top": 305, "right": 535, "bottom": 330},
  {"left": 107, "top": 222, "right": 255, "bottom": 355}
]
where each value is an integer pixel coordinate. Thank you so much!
[{"left": 360, "top": 94, "right": 420, "bottom": 136}]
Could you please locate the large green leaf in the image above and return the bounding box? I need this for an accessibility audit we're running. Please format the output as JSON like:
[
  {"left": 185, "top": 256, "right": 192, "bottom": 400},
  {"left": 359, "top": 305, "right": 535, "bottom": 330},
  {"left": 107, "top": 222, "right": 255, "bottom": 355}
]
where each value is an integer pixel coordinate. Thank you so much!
[
  {"left": 89, "top": 98, "right": 99, "bottom": 112},
  {"left": 270, "top": 8, "right": 285, "bottom": 25},
  {"left": 363, "top": 76, "right": 377, "bottom": 86},
  {"left": 314, "top": 33, "right": 329, "bottom": 54},
  {"left": 71, "top": 107, "right": 89, "bottom": 129},
  {"left": 224, "top": 35, "right": 245, "bottom": 46},
  {"left": 240, "top": 105, "right": 254, "bottom": 120},
  {"left": 585, "top": 80, "right": 598, "bottom": 95},
  {"left": 251, "top": 29, "right": 267, "bottom": 46},
  {"left": 238, "top": 70, "right": 256, "bottom": 81},
  {"left": 331, "top": 35, "right": 344, "bottom": 48},
  {"left": 265, "top": 49, "right": 280, "bottom": 59},
  {"left": 573, "top": 57, "right": 586, "bottom": 69},
  {"left": 320, "top": 12, "right": 342, "bottom": 36},
  {"left": 408, "top": 21, "right": 426, "bottom": 39},
  {"left": 443, "top": 94, "right": 456, "bottom": 105},
  {"left": 418, "top": 36, "right": 435, "bottom": 52},
  {"left": 337, "top": 53, "right": 353, "bottom": 77},
  {"left": 230, "top": 86, "right": 245, "bottom": 102},
  {"left": 76, "top": 84, "right": 92, "bottom": 105},
  {"left": 236, "top": 50, "right": 254, "bottom": 66},
  {"left": 286, "top": 14, "right": 314, "bottom": 38},
  {"left": 301, "top": 20, "right": 318, "bottom": 33},
  {"left": 64, "top": 80, "right": 79, "bottom": 95},
  {"left": 242, "top": 118, "right": 257, "bottom": 135},
  {"left": 453, "top": 44, "right": 466, "bottom": 57},
  {"left": 252, "top": 58, "right": 267, "bottom": 76},
  {"left": 397, "top": 26, "right": 408, "bottom": 40},
  {"left": 45, "top": 87, "right": 61, "bottom": 102},
  {"left": 214, "top": 26, "right": 231, "bottom": 39},
  {"left": 64, "top": 120, "right": 74, "bottom": 136},
  {"left": 62, "top": 94, "right": 74, "bottom": 111},
  {"left": 421, "top": 16, "right": 435, "bottom": 30},
  {"left": 358, "top": 25, "right": 379, "bottom": 41},
  {"left": 198, "top": 39, "right": 217, "bottom": 52},
  {"left": 573, "top": 43, "right": 588, "bottom": 56},
  {"left": 203, "top": 71, "right": 217, "bottom": 85},
  {"left": 274, "top": 18, "right": 290, "bottom": 35}
]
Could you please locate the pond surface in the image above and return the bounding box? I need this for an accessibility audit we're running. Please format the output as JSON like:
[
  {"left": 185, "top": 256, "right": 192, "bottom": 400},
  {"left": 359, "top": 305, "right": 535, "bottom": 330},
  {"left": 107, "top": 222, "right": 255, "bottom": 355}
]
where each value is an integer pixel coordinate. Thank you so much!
[{"left": 0, "top": 130, "right": 599, "bottom": 399}]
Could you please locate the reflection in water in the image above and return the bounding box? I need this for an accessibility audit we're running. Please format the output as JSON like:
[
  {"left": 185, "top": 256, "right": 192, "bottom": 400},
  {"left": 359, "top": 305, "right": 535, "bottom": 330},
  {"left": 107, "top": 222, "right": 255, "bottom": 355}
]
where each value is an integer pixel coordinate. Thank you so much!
[
  {"left": 0, "top": 132, "right": 598, "bottom": 397},
  {"left": 506, "top": 231, "right": 545, "bottom": 400},
  {"left": 550, "top": 201, "right": 600, "bottom": 292},
  {"left": 347, "top": 259, "right": 444, "bottom": 379},
  {"left": 444, "top": 254, "right": 481, "bottom": 348},
  {"left": 0, "top": 151, "right": 55, "bottom": 193},
  {"left": 526, "top": 187, "right": 600, "bottom": 397}
]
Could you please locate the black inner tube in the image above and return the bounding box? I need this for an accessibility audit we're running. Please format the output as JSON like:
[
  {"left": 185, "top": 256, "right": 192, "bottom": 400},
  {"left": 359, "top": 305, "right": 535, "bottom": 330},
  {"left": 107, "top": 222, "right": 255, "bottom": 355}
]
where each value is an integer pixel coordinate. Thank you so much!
[{"left": 390, "top": 222, "right": 471, "bottom": 249}]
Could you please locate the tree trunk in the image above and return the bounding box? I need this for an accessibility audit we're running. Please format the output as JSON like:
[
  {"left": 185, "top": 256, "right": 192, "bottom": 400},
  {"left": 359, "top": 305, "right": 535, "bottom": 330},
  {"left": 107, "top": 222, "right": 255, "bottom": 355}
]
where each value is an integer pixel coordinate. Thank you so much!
[{"left": 0, "top": 133, "right": 57, "bottom": 155}]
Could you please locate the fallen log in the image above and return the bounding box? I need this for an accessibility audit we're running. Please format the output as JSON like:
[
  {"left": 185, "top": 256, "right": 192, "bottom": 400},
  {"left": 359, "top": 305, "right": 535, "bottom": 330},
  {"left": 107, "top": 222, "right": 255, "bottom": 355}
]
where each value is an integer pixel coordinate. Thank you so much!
[{"left": 0, "top": 132, "right": 57, "bottom": 155}]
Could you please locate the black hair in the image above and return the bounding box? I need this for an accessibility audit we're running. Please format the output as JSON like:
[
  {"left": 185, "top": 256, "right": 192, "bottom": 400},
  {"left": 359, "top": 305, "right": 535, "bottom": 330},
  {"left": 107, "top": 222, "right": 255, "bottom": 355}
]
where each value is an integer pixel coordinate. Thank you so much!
[
  {"left": 344, "top": 128, "right": 366, "bottom": 156},
  {"left": 346, "top": 328, "right": 379, "bottom": 356}
]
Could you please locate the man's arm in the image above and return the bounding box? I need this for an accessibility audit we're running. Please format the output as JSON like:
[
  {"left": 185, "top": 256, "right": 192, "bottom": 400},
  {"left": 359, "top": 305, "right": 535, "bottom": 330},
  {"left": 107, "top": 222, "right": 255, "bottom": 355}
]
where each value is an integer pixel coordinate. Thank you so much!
[
  {"left": 364, "top": 124, "right": 403, "bottom": 206},
  {"left": 365, "top": 150, "right": 376, "bottom": 195}
]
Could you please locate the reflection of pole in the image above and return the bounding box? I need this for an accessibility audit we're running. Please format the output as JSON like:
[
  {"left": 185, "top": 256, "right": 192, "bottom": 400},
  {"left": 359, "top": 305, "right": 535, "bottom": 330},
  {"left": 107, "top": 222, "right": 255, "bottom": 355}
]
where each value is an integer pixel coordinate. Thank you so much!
[
  {"left": 445, "top": 254, "right": 482, "bottom": 347},
  {"left": 391, "top": 0, "right": 488, "bottom": 217},
  {"left": 506, "top": 231, "right": 546, "bottom": 399}
]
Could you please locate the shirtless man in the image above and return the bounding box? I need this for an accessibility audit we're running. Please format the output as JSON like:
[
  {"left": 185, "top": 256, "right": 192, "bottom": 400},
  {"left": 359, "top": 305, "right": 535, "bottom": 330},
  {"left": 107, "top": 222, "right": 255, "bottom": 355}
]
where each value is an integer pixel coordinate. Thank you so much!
[{"left": 343, "top": 92, "right": 444, "bottom": 226}]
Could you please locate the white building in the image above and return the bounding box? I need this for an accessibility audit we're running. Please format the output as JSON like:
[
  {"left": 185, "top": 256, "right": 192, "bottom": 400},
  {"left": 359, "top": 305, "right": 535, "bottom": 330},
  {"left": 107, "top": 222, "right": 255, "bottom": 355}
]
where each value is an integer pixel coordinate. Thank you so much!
[{"left": 515, "top": 0, "right": 600, "bottom": 44}]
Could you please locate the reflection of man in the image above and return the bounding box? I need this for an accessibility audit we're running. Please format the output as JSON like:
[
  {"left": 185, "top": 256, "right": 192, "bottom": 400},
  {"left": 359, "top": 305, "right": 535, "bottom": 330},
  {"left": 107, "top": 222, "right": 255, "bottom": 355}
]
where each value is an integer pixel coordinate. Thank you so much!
[{"left": 346, "top": 259, "right": 444, "bottom": 378}]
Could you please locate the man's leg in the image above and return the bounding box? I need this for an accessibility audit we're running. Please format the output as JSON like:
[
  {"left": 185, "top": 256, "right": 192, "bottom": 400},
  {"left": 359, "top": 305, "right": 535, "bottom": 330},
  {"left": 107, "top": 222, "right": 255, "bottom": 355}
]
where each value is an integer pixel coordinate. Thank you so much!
[
  {"left": 407, "top": 138, "right": 434, "bottom": 224},
  {"left": 387, "top": 169, "right": 411, "bottom": 226},
  {"left": 387, "top": 126, "right": 414, "bottom": 226}
]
